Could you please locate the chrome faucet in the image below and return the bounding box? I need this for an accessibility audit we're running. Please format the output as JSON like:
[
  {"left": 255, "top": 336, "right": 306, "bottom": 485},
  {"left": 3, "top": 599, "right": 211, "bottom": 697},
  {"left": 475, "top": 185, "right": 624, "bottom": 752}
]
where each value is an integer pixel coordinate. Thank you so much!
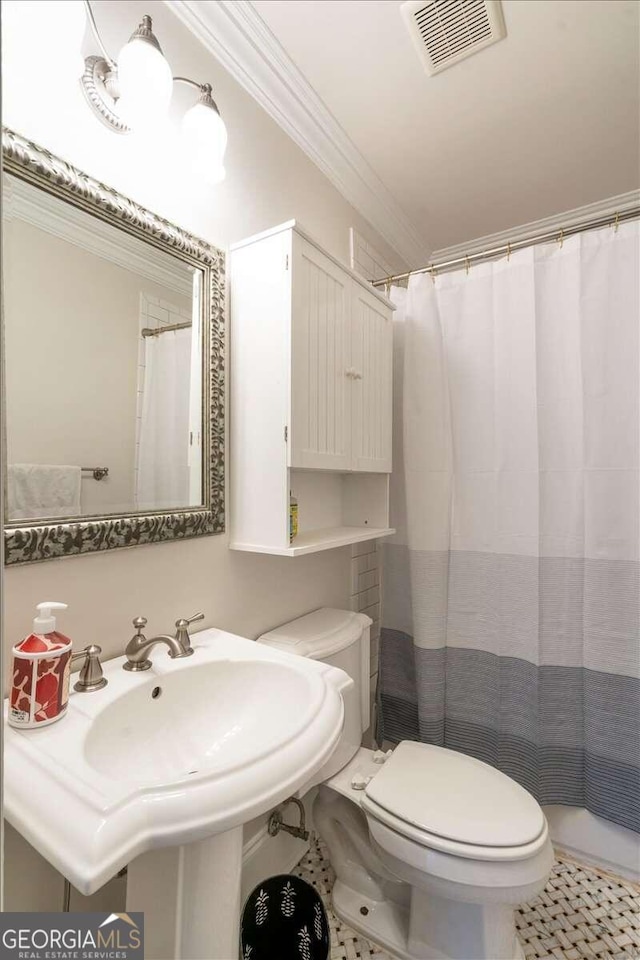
[{"left": 123, "top": 613, "right": 204, "bottom": 672}]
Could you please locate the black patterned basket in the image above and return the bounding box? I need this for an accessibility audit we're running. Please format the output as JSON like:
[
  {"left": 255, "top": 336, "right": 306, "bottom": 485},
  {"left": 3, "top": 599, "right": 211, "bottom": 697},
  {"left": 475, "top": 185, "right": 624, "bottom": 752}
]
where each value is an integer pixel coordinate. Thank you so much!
[{"left": 241, "top": 875, "right": 330, "bottom": 960}]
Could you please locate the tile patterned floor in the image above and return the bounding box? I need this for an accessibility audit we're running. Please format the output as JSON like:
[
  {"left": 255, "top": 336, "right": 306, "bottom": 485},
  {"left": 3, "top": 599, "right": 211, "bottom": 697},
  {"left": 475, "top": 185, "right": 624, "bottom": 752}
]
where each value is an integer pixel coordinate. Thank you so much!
[{"left": 294, "top": 837, "right": 640, "bottom": 960}]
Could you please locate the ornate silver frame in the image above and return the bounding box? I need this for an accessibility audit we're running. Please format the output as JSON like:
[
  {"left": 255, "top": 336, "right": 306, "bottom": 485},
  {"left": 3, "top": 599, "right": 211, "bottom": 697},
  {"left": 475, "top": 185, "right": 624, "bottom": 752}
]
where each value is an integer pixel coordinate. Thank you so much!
[{"left": 2, "top": 128, "right": 225, "bottom": 565}]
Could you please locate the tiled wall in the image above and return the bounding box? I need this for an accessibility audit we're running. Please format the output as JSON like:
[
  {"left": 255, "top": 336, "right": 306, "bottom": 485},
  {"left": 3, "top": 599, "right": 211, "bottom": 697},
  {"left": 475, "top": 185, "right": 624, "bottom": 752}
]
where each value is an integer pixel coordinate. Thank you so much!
[
  {"left": 348, "top": 231, "right": 389, "bottom": 746},
  {"left": 349, "top": 227, "right": 395, "bottom": 283},
  {"left": 350, "top": 540, "right": 381, "bottom": 746}
]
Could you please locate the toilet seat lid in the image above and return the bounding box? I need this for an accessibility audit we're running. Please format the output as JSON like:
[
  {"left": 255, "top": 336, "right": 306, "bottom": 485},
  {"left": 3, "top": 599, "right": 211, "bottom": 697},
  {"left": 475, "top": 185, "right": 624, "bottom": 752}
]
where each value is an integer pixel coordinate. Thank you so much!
[{"left": 364, "top": 742, "right": 545, "bottom": 848}]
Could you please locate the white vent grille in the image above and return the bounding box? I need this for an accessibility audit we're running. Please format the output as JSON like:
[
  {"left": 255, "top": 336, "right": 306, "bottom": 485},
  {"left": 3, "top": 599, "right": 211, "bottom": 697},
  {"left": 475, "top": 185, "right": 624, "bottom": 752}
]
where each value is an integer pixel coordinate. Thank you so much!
[{"left": 401, "top": 0, "right": 506, "bottom": 76}]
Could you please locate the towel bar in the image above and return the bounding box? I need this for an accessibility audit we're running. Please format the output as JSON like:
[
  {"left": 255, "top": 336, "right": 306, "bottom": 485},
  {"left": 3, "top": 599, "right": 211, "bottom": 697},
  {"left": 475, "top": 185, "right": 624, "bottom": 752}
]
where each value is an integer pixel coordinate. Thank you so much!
[{"left": 81, "top": 467, "right": 109, "bottom": 481}]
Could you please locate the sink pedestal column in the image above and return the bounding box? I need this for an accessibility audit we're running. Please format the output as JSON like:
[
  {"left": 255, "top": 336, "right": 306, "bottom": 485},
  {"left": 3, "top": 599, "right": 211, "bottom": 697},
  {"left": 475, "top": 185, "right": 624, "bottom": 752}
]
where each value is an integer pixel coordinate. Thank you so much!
[
  {"left": 176, "top": 827, "right": 244, "bottom": 959},
  {"left": 127, "top": 828, "right": 244, "bottom": 960}
]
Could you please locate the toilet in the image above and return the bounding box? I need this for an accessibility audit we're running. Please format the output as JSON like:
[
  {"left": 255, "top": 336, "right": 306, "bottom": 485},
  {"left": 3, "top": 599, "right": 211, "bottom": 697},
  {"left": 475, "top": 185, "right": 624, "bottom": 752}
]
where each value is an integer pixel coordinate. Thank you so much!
[{"left": 259, "top": 608, "right": 554, "bottom": 960}]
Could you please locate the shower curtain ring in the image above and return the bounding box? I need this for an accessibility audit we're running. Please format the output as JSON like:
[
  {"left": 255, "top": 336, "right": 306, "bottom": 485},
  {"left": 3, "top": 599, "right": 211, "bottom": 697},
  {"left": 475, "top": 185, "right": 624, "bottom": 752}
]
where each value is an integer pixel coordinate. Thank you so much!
[
  {"left": 506, "top": 242, "right": 512, "bottom": 262},
  {"left": 429, "top": 265, "right": 437, "bottom": 284},
  {"left": 558, "top": 229, "right": 564, "bottom": 249},
  {"left": 613, "top": 212, "right": 620, "bottom": 233},
  {"left": 465, "top": 256, "right": 470, "bottom": 275}
]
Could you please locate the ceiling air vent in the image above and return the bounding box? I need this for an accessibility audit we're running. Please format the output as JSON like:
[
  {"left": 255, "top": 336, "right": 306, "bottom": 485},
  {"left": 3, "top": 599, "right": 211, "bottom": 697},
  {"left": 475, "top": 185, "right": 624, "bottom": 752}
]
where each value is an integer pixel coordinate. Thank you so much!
[{"left": 401, "top": 0, "right": 506, "bottom": 76}]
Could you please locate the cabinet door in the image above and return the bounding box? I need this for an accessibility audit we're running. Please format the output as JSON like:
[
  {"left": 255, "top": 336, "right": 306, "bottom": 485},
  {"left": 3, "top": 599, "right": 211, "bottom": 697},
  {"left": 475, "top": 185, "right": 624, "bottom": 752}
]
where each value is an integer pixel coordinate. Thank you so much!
[
  {"left": 290, "top": 236, "right": 352, "bottom": 470},
  {"left": 350, "top": 282, "right": 393, "bottom": 472}
]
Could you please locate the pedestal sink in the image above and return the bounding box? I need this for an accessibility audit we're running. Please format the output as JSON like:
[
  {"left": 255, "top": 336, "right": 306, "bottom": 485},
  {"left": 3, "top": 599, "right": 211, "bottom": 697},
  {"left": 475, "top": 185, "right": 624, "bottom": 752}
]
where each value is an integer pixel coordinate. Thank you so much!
[{"left": 4, "top": 627, "right": 351, "bottom": 959}]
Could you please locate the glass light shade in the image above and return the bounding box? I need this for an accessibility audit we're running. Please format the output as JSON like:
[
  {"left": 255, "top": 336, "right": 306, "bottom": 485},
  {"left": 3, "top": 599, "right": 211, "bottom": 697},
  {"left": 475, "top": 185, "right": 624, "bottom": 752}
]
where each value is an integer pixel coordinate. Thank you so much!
[
  {"left": 117, "top": 37, "right": 173, "bottom": 131},
  {"left": 182, "top": 100, "right": 228, "bottom": 185}
]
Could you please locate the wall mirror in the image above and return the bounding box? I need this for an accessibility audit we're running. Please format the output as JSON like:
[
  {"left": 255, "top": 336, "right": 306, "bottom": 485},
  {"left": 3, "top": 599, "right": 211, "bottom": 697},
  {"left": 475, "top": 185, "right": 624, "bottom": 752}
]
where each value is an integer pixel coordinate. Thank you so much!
[{"left": 2, "top": 129, "right": 225, "bottom": 564}]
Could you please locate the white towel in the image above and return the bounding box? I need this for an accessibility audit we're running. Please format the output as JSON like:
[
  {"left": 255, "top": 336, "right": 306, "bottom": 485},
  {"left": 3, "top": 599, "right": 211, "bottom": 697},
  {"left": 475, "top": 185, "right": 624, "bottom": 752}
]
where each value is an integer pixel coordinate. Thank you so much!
[{"left": 7, "top": 463, "right": 82, "bottom": 520}]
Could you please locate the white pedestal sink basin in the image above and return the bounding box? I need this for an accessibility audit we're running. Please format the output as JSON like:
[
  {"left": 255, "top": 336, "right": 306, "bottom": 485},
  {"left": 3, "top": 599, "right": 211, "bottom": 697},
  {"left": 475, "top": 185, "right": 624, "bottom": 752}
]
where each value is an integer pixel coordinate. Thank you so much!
[
  {"left": 4, "top": 626, "right": 351, "bottom": 959},
  {"left": 85, "top": 658, "right": 324, "bottom": 786}
]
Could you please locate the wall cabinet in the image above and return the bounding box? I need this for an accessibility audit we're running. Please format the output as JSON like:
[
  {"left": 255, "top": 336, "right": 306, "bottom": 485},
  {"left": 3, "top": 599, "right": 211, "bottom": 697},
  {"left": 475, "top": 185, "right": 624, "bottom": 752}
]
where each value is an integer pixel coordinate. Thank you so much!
[{"left": 230, "top": 221, "right": 394, "bottom": 556}]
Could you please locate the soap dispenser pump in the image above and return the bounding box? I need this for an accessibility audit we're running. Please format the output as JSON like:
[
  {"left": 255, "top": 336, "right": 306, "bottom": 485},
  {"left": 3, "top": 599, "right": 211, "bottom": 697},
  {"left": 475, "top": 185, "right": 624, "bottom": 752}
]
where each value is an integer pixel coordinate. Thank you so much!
[{"left": 9, "top": 602, "right": 73, "bottom": 728}]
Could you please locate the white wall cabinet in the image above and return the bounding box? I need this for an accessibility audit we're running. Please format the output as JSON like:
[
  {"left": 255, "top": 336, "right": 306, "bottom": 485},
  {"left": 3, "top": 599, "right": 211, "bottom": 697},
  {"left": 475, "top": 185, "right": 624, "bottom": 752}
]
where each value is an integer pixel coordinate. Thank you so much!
[{"left": 230, "top": 221, "right": 394, "bottom": 556}]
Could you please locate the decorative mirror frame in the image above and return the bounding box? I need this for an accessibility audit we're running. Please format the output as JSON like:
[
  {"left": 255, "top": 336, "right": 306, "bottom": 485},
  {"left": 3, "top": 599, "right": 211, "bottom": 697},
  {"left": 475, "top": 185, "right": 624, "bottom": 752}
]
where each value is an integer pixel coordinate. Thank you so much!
[{"left": 2, "top": 128, "right": 225, "bottom": 565}]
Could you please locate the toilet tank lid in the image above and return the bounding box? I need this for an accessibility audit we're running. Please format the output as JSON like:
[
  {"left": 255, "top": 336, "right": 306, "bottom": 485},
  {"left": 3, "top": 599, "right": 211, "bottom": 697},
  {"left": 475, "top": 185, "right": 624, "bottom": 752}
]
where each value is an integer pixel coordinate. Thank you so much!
[{"left": 257, "top": 608, "right": 371, "bottom": 659}]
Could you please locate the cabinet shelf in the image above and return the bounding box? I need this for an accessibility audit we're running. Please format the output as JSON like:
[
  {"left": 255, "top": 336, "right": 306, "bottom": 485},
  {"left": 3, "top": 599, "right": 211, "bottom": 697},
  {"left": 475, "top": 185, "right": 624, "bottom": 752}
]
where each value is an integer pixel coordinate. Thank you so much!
[{"left": 230, "top": 525, "right": 395, "bottom": 557}]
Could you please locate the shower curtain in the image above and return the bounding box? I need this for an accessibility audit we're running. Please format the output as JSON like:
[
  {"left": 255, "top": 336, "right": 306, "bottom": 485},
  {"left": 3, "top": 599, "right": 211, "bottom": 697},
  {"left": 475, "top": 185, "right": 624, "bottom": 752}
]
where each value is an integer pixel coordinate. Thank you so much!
[
  {"left": 135, "top": 326, "right": 192, "bottom": 510},
  {"left": 379, "top": 221, "right": 639, "bottom": 833}
]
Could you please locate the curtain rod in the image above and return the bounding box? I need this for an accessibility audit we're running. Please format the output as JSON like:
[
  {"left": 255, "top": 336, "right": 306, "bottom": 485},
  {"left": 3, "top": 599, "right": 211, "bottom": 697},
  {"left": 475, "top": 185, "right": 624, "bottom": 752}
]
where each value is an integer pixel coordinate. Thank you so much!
[
  {"left": 141, "top": 321, "right": 192, "bottom": 338},
  {"left": 372, "top": 207, "right": 640, "bottom": 289}
]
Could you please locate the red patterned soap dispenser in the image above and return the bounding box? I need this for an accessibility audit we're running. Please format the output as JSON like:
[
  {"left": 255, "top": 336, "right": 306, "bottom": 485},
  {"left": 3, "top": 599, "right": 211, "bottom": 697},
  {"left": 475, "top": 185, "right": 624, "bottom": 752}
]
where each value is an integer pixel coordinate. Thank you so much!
[{"left": 9, "top": 602, "right": 73, "bottom": 728}]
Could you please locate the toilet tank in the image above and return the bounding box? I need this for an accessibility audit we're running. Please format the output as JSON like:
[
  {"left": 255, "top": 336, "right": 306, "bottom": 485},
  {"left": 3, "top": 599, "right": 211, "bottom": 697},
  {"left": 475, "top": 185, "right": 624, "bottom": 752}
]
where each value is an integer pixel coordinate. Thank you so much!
[{"left": 258, "top": 608, "right": 371, "bottom": 773}]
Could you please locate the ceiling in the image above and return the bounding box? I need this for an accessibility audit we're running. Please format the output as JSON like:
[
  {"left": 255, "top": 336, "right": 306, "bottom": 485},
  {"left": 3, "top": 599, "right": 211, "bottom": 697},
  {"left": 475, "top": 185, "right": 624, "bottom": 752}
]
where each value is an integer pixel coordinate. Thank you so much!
[{"left": 250, "top": 0, "right": 640, "bottom": 256}]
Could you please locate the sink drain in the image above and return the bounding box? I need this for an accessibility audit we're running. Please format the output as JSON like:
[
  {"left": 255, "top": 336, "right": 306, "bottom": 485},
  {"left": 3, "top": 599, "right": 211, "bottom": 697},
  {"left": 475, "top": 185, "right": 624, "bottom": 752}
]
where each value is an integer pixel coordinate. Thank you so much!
[{"left": 151, "top": 686, "right": 162, "bottom": 699}]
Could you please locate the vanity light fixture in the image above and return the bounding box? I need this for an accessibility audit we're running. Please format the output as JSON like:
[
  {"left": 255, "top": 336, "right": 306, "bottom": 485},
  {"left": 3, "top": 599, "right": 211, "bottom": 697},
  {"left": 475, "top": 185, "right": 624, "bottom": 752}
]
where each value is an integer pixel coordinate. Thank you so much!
[{"left": 81, "top": 0, "right": 227, "bottom": 181}]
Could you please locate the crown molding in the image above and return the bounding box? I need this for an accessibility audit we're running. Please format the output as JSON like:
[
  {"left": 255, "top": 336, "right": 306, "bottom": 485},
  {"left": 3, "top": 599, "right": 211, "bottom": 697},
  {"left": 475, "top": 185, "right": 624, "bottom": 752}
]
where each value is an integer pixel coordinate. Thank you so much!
[
  {"left": 165, "top": 0, "right": 428, "bottom": 268},
  {"left": 3, "top": 175, "right": 193, "bottom": 299},
  {"left": 430, "top": 190, "right": 640, "bottom": 262}
]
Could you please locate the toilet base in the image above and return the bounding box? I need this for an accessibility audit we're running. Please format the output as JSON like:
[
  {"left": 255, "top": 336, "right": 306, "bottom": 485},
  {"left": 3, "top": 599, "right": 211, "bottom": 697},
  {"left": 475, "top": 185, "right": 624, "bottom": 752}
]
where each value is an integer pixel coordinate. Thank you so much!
[
  {"left": 332, "top": 879, "right": 409, "bottom": 960},
  {"left": 331, "top": 878, "right": 525, "bottom": 960}
]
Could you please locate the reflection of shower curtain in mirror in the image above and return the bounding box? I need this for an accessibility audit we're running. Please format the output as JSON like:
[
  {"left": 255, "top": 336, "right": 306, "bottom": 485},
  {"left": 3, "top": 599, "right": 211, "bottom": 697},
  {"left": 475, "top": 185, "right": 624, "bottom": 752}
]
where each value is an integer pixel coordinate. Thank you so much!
[{"left": 136, "top": 327, "right": 191, "bottom": 510}]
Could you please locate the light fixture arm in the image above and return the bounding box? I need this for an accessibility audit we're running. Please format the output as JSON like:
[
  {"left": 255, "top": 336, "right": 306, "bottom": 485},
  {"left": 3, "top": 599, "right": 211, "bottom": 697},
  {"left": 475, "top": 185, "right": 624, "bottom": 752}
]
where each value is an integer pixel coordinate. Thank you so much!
[
  {"left": 173, "top": 77, "right": 202, "bottom": 92},
  {"left": 83, "top": 0, "right": 116, "bottom": 69}
]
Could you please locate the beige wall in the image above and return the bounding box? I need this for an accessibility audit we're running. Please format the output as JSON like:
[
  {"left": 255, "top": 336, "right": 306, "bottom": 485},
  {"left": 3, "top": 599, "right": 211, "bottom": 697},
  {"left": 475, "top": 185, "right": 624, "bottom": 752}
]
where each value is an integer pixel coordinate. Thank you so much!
[{"left": 1, "top": 0, "right": 406, "bottom": 911}]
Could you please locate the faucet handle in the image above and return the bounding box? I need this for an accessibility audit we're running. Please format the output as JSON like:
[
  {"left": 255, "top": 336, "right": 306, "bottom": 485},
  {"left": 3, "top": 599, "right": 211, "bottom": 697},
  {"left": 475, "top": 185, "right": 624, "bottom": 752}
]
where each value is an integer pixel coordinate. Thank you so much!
[
  {"left": 175, "top": 613, "right": 204, "bottom": 629},
  {"left": 132, "top": 616, "right": 147, "bottom": 635},
  {"left": 174, "top": 612, "right": 203, "bottom": 655},
  {"left": 71, "top": 644, "right": 108, "bottom": 693}
]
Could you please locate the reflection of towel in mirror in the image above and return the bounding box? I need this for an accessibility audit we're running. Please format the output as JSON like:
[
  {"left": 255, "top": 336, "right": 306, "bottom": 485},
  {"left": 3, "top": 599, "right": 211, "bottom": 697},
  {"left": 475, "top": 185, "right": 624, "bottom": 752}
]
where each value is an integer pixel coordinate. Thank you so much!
[{"left": 7, "top": 464, "right": 82, "bottom": 520}]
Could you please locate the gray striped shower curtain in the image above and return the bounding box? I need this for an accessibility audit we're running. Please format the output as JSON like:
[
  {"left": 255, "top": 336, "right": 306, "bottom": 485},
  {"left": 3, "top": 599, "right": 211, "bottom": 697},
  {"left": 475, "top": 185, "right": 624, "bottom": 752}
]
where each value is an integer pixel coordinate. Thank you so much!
[{"left": 379, "top": 222, "right": 640, "bottom": 833}]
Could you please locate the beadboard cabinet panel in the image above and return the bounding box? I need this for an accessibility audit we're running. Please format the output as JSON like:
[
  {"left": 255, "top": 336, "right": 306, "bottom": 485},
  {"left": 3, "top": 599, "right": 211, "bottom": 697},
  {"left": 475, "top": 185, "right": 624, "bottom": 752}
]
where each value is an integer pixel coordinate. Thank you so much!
[
  {"left": 290, "top": 237, "right": 351, "bottom": 471},
  {"left": 350, "top": 282, "right": 393, "bottom": 472}
]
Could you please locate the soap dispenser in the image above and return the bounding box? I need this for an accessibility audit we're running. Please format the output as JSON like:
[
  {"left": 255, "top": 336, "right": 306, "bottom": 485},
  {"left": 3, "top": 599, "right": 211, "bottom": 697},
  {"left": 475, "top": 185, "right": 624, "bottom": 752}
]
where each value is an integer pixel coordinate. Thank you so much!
[{"left": 9, "top": 602, "right": 73, "bottom": 728}]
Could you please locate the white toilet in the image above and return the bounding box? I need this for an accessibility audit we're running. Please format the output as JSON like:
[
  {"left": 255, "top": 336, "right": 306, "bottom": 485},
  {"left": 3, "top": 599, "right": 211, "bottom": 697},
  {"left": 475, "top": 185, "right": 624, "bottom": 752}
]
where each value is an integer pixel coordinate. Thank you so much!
[{"left": 259, "top": 608, "right": 555, "bottom": 960}]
